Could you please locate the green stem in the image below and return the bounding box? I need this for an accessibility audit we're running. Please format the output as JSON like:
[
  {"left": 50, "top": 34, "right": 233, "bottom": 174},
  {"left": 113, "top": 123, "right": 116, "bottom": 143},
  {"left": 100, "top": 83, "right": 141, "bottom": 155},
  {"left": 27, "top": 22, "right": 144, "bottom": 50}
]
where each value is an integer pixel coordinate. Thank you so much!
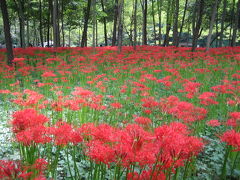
[{"left": 221, "top": 146, "right": 230, "bottom": 180}]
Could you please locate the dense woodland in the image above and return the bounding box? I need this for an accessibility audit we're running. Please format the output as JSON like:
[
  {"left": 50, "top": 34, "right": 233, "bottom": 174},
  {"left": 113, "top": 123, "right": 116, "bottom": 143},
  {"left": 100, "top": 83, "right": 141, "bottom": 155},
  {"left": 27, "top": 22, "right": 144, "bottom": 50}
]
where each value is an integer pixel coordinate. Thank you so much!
[{"left": 0, "top": 0, "right": 240, "bottom": 63}]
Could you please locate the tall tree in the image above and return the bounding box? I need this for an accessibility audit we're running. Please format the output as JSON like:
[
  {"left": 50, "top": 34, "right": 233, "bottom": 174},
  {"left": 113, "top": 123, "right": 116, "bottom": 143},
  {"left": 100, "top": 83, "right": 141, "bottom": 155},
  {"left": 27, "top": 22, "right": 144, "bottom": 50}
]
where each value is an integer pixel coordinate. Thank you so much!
[
  {"left": 206, "top": 0, "right": 219, "bottom": 51},
  {"left": 157, "top": 0, "right": 162, "bottom": 45},
  {"left": 0, "top": 0, "right": 14, "bottom": 65},
  {"left": 192, "top": 0, "right": 205, "bottom": 51},
  {"left": 53, "top": 0, "right": 60, "bottom": 47},
  {"left": 117, "top": 0, "right": 124, "bottom": 52},
  {"left": 219, "top": 0, "right": 227, "bottom": 47},
  {"left": 133, "top": 0, "right": 138, "bottom": 50},
  {"left": 151, "top": 0, "right": 156, "bottom": 45},
  {"left": 13, "top": 0, "right": 25, "bottom": 48},
  {"left": 178, "top": 0, "right": 188, "bottom": 46},
  {"left": 231, "top": 0, "right": 240, "bottom": 46},
  {"left": 92, "top": 0, "right": 96, "bottom": 48},
  {"left": 142, "top": 0, "right": 148, "bottom": 45},
  {"left": 81, "top": 0, "right": 92, "bottom": 47},
  {"left": 39, "top": 0, "right": 44, "bottom": 47},
  {"left": 172, "top": 0, "right": 179, "bottom": 46},
  {"left": 112, "top": 0, "right": 118, "bottom": 46},
  {"left": 101, "top": 0, "right": 108, "bottom": 46},
  {"left": 163, "top": 0, "right": 172, "bottom": 46}
]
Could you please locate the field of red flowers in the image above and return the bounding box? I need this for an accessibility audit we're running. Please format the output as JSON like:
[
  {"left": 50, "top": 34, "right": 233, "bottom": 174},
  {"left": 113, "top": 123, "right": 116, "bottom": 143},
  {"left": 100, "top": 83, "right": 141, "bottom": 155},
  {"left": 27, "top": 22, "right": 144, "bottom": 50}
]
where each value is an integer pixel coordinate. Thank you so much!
[{"left": 0, "top": 46, "right": 239, "bottom": 179}]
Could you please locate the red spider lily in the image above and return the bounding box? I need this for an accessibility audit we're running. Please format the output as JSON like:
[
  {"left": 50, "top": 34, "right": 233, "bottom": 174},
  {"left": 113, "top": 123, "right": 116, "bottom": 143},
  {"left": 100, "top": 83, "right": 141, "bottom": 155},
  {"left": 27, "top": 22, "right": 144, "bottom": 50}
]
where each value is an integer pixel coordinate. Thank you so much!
[
  {"left": 220, "top": 130, "right": 240, "bottom": 151},
  {"left": 198, "top": 92, "right": 218, "bottom": 106},
  {"left": 16, "top": 125, "right": 51, "bottom": 145},
  {"left": 49, "top": 122, "right": 82, "bottom": 146},
  {"left": 178, "top": 81, "right": 201, "bottom": 99},
  {"left": 207, "top": 120, "right": 221, "bottom": 127},
  {"left": 134, "top": 116, "right": 152, "bottom": 125},
  {"left": 226, "top": 112, "right": 240, "bottom": 127},
  {"left": 41, "top": 71, "right": 57, "bottom": 77},
  {"left": 12, "top": 109, "right": 49, "bottom": 133},
  {"left": 111, "top": 102, "right": 122, "bottom": 109}
]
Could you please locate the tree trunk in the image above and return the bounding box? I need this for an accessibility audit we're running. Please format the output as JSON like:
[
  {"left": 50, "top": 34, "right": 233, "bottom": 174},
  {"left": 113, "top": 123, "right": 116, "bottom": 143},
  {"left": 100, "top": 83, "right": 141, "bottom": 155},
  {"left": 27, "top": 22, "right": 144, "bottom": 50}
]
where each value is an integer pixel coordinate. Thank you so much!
[
  {"left": 173, "top": 0, "right": 179, "bottom": 46},
  {"left": 163, "top": 0, "right": 172, "bottom": 46},
  {"left": 68, "top": 28, "right": 71, "bottom": 47},
  {"left": 179, "top": 0, "right": 188, "bottom": 46},
  {"left": 219, "top": 0, "right": 227, "bottom": 47},
  {"left": 133, "top": 0, "right": 137, "bottom": 50},
  {"left": 61, "top": 0, "right": 65, "bottom": 47},
  {"left": 231, "top": 0, "right": 240, "bottom": 46},
  {"left": 117, "top": 0, "right": 124, "bottom": 52},
  {"left": 0, "top": 0, "right": 14, "bottom": 65},
  {"left": 142, "top": 0, "right": 147, "bottom": 45},
  {"left": 92, "top": 0, "right": 96, "bottom": 48},
  {"left": 101, "top": 0, "right": 108, "bottom": 46},
  {"left": 206, "top": 0, "right": 219, "bottom": 51},
  {"left": 81, "top": 0, "right": 92, "bottom": 47},
  {"left": 47, "top": 0, "right": 52, "bottom": 47},
  {"left": 192, "top": 0, "right": 205, "bottom": 51},
  {"left": 157, "top": 0, "right": 162, "bottom": 45},
  {"left": 14, "top": 0, "right": 25, "bottom": 48},
  {"left": 39, "top": 0, "right": 44, "bottom": 47},
  {"left": 112, "top": 0, "right": 118, "bottom": 46},
  {"left": 53, "top": 0, "right": 60, "bottom": 47},
  {"left": 151, "top": 0, "right": 156, "bottom": 45}
]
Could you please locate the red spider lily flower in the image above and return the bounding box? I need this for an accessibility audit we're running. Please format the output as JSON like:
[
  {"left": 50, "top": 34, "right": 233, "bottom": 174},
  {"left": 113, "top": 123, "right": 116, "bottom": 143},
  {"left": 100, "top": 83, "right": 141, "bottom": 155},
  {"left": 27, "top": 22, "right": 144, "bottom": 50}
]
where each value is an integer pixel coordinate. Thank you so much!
[
  {"left": 134, "top": 116, "right": 152, "bottom": 125},
  {"left": 178, "top": 81, "right": 201, "bottom": 99},
  {"left": 207, "top": 120, "right": 221, "bottom": 127},
  {"left": 0, "top": 89, "right": 11, "bottom": 94},
  {"left": 111, "top": 102, "right": 122, "bottom": 109},
  {"left": 198, "top": 92, "right": 218, "bottom": 106},
  {"left": 220, "top": 130, "right": 240, "bottom": 151},
  {"left": 226, "top": 112, "right": 240, "bottom": 127},
  {"left": 41, "top": 71, "right": 57, "bottom": 77},
  {"left": 0, "top": 160, "right": 22, "bottom": 179},
  {"left": 16, "top": 125, "right": 51, "bottom": 145},
  {"left": 49, "top": 122, "right": 82, "bottom": 146},
  {"left": 12, "top": 109, "right": 49, "bottom": 133},
  {"left": 12, "top": 57, "right": 25, "bottom": 63}
]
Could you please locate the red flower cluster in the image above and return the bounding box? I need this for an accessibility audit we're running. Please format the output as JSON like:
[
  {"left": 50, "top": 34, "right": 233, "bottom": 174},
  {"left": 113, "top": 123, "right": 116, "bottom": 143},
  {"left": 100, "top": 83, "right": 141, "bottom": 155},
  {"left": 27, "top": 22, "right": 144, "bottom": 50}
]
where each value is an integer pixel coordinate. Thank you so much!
[
  {"left": 220, "top": 130, "right": 240, "bottom": 151},
  {"left": 159, "top": 96, "right": 207, "bottom": 123},
  {"left": 83, "top": 122, "right": 203, "bottom": 175},
  {"left": 0, "top": 158, "right": 48, "bottom": 180}
]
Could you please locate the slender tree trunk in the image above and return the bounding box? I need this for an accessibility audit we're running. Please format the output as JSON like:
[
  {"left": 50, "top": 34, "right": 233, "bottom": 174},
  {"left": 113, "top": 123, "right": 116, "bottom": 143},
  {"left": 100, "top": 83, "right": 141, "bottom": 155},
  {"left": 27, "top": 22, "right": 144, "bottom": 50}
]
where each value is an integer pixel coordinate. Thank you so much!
[
  {"left": 53, "top": 0, "right": 60, "bottom": 47},
  {"left": 163, "top": 0, "right": 172, "bottom": 46},
  {"left": 219, "top": 0, "right": 227, "bottom": 47},
  {"left": 0, "top": 0, "right": 14, "bottom": 65},
  {"left": 61, "top": 0, "right": 65, "bottom": 47},
  {"left": 117, "top": 0, "right": 124, "bottom": 52},
  {"left": 178, "top": 0, "right": 188, "bottom": 46},
  {"left": 14, "top": 0, "right": 25, "bottom": 48},
  {"left": 206, "top": 0, "right": 219, "bottom": 51},
  {"left": 101, "top": 0, "right": 108, "bottom": 46},
  {"left": 157, "top": 0, "right": 162, "bottom": 45},
  {"left": 92, "top": 0, "right": 96, "bottom": 48},
  {"left": 78, "top": 27, "right": 81, "bottom": 46},
  {"left": 142, "top": 0, "right": 147, "bottom": 45},
  {"left": 173, "top": 0, "right": 179, "bottom": 46},
  {"left": 133, "top": 0, "right": 137, "bottom": 50},
  {"left": 192, "top": 0, "right": 205, "bottom": 51},
  {"left": 112, "top": 0, "right": 118, "bottom": 46},
  {"left": 96, "top": 20, "right": 98, "bottom": 47},
  {"left": 231, "top": 0, "right": 240, "bottom": 46},
  {"left": 151, "top": 0, "right": 156, "bottom": 45},
  {"left": 81, "top": 0, "right": 92, "bottom": 47},
  {"left": 39, "top": 0, "right": 44, "bottom": 47},
  {"left": 47, "top": 0, "right": 52, "bottom": 47},
  {"left": 68, "top": 28, "right": 71, "bottom": 47}
]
